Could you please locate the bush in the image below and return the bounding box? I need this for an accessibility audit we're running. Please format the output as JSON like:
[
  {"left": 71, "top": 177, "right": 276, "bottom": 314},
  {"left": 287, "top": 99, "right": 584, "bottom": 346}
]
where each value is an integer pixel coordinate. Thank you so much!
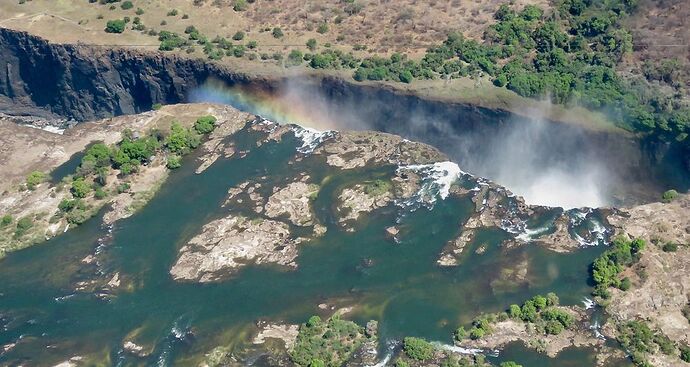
[
  {"left": 402, "top": 337, "right": 434, "bottom": 361},
  {"left": 662, "top": 243, "right": 678, "bottom": 252},
  {"left": 233, "top": 0, "right": 248, "bottom": 11},
  {"left": 306, "top": 38, "right": 317, "bottom": 51},
  {"left": 317, "top": 23, "right": 329, "bottom": 34},
  {"left": 166, "top": 155, "right": 182, "bottom": 169},
  {"left": 681, "top": 344, "right": 690, "bottom": 362},
  {"left": 619, "top": 277, "right": 632, "bottom": 291},
  {"left": 120, "top": 1, "right": 133, "bottom": 10},
  {"left": 105, "top": 19, "right": 126, "bottom": 33},
  {"left": 14, "top": 216, "right": 33, "bottom": 237},
  {"left": 167, "top": 9, "right": 178, "bottom": 16},
  {"left": 454, "top": 326, "right": 467, "bottom": 341},
  {"left": 164, "top": 122, "right": 201, "bottom": 154},
  {"left": 272, "top": 27, "right": 283, "bottom": 38},
  {"left": 232, "top": 31, "right": 245, "bottom": 41},
  {"left": 71, "top": 178, "right": 91, "bottom": 198},
  {"left": 152, "top": 103, "right": 163, "bottom": 110},
  {"left": 135, "top": 8, "right": 144, "bottom": 15},
  {"left": 508, "top": 304, "right": 522, "bottom": 319},
  {"left": 469, "top": 328, "right": 485, "bottom": 340},
  {"left": 1, "top": 214, "right": 13, "bottom": 227},
  {"left": 662, "top": 189, "right": 678, "bottom": 203},
  {"left": 26, "top": 171, "right": 48, "bottom": 190},
  {"left": 194, "top": 115, "right": 217, "bottom": 134}
]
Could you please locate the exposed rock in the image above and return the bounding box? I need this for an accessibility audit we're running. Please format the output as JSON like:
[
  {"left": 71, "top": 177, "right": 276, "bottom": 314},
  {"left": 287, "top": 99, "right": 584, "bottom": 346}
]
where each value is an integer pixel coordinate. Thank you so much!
[
  {"left": 264, "top": 182, "right": 320, "bottom": 226},
  {"left": 123, "top": 341, "right": 148, "bottom": 357},
  {"left": 337, "top": 183, "right": 393, "bottom": 224},
  {"left": 315, "top": 131, "right": 445, "bottom": 170},
  {"left": 170, "top": 215, "right": 302, "bottom": 282},
  {"left": 437, "top": 230, "right": 475, "bottom": 267},
  {"left": 253, "top": 323, "right": 299, "bottom": 350}
]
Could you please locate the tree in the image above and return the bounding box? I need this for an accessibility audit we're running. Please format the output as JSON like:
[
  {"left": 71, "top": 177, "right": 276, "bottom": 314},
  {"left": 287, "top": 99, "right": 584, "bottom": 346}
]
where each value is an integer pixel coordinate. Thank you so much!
[
  {"left": 105, "top": 19, "right": 126, "bottom": 33},
  {"left": 166, "top": 155, "right": 182, "bottom": 169},
  {"left": 71, "top": 178, "right": 91, "bottom": 198},
  {"left": 508, "top": 304, "right": 522, "bottom": 319}
]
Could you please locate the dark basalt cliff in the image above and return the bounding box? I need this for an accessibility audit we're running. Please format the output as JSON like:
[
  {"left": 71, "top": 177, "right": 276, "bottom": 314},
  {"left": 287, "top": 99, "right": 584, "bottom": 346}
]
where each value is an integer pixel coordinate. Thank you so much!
[{"left": 0, "top": 27, "right": 687, "bottom": 203}]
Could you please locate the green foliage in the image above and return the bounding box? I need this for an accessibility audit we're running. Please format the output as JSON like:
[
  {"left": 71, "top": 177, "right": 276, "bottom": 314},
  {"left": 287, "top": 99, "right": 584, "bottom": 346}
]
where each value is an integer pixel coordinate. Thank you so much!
[
  {"left": 158, "top": 31, "right": 188, "bottom": 51},
  {"left": 306, "top": 38, "right": 317, "bottom": 51},
  {"left": 120, "top": 1, "right": 133, "bottom": 10},
  {"left": 272, "top": 27, "right": 283, "bottom": 38},
  {"left": 194, "top": 115, "right": 217, "bottom": 134},
  {"left": 317, "top": 23, "right": 329, "bottom": 34},
  {"left": 152, "top": 103, "right": 163, "bottom": 110},
  {"left": 363, "top": 179, "right": 391, "bottom": 196},
  {"left": 233, "top": 0, "right": 248, "bottom": 11},
  {"left": 508, "top": 304, "right": 522, "bottom": 319},
  {"left": 500, "top": 362, "right": 523, "bottom": 367},
  {"left": 402, "top": 337, "right": 434, "bottom": 361},
  {"left": 592, "top": 237, "right": 645, "bottom": 295},
  {"left": 453, "top": 326, "right": 467, "bottom": 341},
  {"left": 617, "top": 320, "right": 676, "bottom": 366},
  {"left": 164, "top": 122, "right": 201, "bottom": 154},
  {"left": 14, "top": 216, "right": 33, "bottom": 237},
  {"left": 680, "top": 344, "right": 690, "bottom": 362},
  {"left": 166, "top": 155, "right": 182, "bottom": 169},
  {"left": 26, "top": 171, "right": 48, "bottom": 190},
  {"left": 662, "top": 189, "right": 678, "bottom": 203},
  {"left": 232, "top": 31, "right": 245, "bottom": 41},
  {"left": 71, "top": 178, "right": 91, "bottom": 198},
  {"left": 105, "top": 19, "right": 126, "bottom": 33},
  {"left": 1, "top": 214, "right": 12, "bottom": 227},
  {"left": 290, "top": 315, "right": 366, "bottom": 367},
  {"left": 662, "top": 243, "right": 678, "bottom": 252}
]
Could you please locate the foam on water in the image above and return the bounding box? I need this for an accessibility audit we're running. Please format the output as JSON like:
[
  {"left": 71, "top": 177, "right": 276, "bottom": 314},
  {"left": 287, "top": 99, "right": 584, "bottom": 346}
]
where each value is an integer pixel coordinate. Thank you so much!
[
  {"left": 396, "top": 161, "right": 463, "bottom": 210},
  {"left": 21, "top": 124, "right": 65, "bottom": 135},
  {"left": 516, "top": 225, "right": 551, "bottom": 242},
  {"left": 292, "top": 125, "right": 335, "bottom": 154}
]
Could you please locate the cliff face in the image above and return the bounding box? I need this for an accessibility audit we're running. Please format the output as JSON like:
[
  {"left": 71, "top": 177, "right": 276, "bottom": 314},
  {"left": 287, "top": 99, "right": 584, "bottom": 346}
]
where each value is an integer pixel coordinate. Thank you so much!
[
  {"left": 0, "top": 27, "right": 687, "bottom": 203},
  {"left": 0, "top": 28, "right": 253, "bottom": 120}
]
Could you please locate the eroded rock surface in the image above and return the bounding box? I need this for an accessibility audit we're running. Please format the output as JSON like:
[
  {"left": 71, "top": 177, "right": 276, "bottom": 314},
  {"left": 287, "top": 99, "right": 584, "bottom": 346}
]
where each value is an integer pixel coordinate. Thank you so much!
[
  {"left": 170, "top": 215, "right": 301, "bottom": 282},
  {"left": 264, "top": 182, "right": 319, "bottom": 226}
]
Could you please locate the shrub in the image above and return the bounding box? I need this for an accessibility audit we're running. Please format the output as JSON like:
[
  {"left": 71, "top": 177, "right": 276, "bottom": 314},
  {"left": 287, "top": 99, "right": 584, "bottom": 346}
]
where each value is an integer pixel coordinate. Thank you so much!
[
  {"left": 681, "top": 344, "right": 690, "bottom": 362},
  {"left": 402, "top": 337, "right": 433, "bottom": 361},
  {"left": 1, "top": 214, "right": 13, "bottom": 227},
  {"left": 288, "top": 50, "right": 303, "bottom": 66},
  {"left": 71, "top": 178, "right": 91, "bottom": 198},
  {"left": 233, "top": 0, "right": 248, "bottom": 11},
  {"left": 247, "top": 40, "right": 258, "bottom": 49},
  {"left": 508, "top": 304, "right": 522, "bottom": 319},
  {"left": 619, "top": 277, "right": 632, "bottom": 291},
  {"left": 14, "top": 216, "right": 33, "bottom": 237},
  {"left": 167, "top": 9, "right": 179, "bottom": 16},
  {"left": 166, "top": 155, "right": 182, "bottom": 169},
  {"left": 272, "top": 27, "right": 283, "bottom": 38},
  {"left": 164, "top": 122, "right": 200, "bottom": 154},
  {"left": 469, "top": 328, "right": 485, "bottom": 340},
  {"left": 544, "top": 320, "right": 564, "bottom": 335},
  {"left": 94, "top": 188, "right": 107, "bottom": 199},
  {"left": 26, "top": 171, "right": 48, "bottom": 190},
  {"left": 105, "top": 19, "right": 126, "bottom": 33},
  {"left": 306, "top": 38, "right": 317, "bottom": 51},
  {"left": 454, "top": 326, "right": 467, "bottom": 341},
  {"left": 152, "top": 103, "right": 163, "bottom": 110},
  {"left": 500, "top": 362, "right": 523, "bottom": 367},
  {"left": 232, "top": 31, "right": 245, "bottom": 41},
  {"left": 135, "top": 8, "right": 144, "bottom": 15},
  {"left": 662, "top": 243, "right": 678, "bottom": 252},
  {"left": 662, "top": 189, "right": 678, "bottom": 203},
  {"left": 120, "top": 1, "right": 133, "bottom": 10},
  {"left": 317, "top": 23, "right": 329, "bottom": 34},
  {"left": 194, "top": 115, "right": 217, "bottom": 134}
]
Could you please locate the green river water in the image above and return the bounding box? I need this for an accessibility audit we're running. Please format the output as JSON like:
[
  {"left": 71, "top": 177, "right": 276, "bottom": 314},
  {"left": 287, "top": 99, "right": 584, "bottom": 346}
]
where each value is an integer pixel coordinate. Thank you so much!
[{"left": 0, "top": 124, "right": 630, "bottom": 366}]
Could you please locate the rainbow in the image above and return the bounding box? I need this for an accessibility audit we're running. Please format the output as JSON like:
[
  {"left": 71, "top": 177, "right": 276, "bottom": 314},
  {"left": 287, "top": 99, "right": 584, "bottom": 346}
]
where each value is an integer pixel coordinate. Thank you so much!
[{"left": 188, "top": 78, "right": 341, "bottom": 131}]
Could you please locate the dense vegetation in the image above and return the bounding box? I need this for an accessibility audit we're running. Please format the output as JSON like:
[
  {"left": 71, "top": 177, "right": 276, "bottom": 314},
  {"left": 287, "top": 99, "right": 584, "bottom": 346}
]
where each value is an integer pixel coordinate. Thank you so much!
[
  {"left": 591, "top": 236, "right": 645, "bottom": 298},
  {"left": 54, "top": 115, "right": 216, "bottom": 225},
  {"left": 616, "top": 319, "right": 687, "bottom": 366},
  {"left": 289, "top": 315, "right": 369, "bottom": 367},
  {"left": 455, "top": 292, "right": 573, "bottom": 342}
]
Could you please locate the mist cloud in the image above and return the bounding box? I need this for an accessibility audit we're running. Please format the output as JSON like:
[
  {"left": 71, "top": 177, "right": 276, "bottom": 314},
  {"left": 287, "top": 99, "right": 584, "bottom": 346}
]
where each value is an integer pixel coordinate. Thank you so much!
[{"left": 189, "top": 77, "right": 612, "bottom": 209}]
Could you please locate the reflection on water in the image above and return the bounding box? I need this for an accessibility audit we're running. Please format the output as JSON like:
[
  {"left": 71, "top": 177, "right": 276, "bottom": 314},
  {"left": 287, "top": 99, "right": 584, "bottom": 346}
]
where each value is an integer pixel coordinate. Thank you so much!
[{"left": 0, "top": 123, "right": 610, "bottom": 365}]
